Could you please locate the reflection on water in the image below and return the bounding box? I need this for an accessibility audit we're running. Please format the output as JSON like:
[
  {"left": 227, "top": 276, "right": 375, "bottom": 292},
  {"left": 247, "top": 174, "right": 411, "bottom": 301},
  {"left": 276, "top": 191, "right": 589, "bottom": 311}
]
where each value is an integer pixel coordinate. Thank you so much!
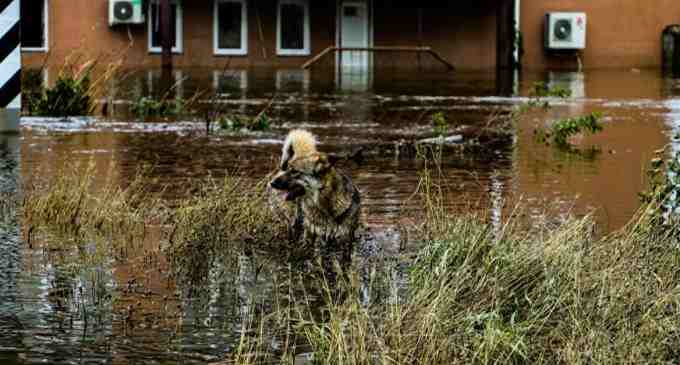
[
  {"left": 0, "top": 135, "right": 21, "bottom": 364},
  {"left": 5, "top": 67, "right": 680, "bottom": 363}
]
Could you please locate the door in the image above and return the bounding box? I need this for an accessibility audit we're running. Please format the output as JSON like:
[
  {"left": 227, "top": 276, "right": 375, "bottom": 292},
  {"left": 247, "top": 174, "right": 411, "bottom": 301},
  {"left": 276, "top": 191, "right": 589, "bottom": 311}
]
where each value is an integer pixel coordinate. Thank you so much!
[{"left": 340, "top": 1, "right": 369, "bottom": 70}]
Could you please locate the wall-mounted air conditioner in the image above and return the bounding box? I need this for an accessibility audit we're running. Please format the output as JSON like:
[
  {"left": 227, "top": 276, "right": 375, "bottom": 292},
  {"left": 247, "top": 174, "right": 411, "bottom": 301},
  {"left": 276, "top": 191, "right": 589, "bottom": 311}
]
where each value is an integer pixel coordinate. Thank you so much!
[
  {"left": 109, "top": 0, "right": 145, "bottom": 26},
  {"left": 545, "top": 12, "right": 587, "bottom": 50}
]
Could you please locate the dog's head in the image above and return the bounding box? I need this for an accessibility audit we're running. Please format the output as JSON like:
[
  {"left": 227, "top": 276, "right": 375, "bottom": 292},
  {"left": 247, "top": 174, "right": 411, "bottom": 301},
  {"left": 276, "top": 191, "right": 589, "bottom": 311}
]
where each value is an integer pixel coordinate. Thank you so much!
[{"left": 270, "top": 152, "right": 341, "bottom": 201}]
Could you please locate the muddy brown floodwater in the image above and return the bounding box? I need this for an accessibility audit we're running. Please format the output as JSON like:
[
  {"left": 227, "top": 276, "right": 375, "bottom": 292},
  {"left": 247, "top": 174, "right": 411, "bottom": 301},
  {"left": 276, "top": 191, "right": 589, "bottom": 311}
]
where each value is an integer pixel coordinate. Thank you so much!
[{"left": 2, "top": 68, "right": 680, "bottom": 364}]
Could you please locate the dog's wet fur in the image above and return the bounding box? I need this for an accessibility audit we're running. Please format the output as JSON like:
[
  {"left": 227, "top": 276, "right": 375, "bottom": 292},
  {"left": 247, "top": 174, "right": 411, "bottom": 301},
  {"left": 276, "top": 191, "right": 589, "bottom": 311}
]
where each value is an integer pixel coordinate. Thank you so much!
[{"left": 270, "top": 130, "right": 361, "bottom": 263}]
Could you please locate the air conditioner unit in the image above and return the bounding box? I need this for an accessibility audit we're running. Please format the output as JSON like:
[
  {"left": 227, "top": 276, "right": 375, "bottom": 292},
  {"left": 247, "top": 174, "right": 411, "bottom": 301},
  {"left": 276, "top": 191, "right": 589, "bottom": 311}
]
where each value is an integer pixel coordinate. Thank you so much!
[
  {"left": 109, "top": 0, "right": 144, "bottom": 26},
  {"left": 545, "top": 12, "right": 586, "bottom": 50}
]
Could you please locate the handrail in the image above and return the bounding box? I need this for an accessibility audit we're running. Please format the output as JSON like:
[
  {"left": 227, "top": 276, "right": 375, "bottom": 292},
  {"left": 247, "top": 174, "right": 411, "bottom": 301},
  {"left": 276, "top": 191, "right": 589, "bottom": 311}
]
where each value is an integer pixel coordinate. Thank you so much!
[
  {"left": 301, "top": 46, "right": 337, "bottom": 69},
  {"left": 301, "top": 46, "right": 455, "bottom": 71}
]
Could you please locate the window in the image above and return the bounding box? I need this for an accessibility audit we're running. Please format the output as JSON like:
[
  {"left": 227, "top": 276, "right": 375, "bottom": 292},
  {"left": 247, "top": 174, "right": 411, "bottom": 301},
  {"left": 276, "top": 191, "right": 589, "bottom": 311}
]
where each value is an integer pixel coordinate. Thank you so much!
[
  {"left": 148, "top": 0, "right": 183, "bottom": 53},
  {"left": 214, "top": 0, "right": 248, "bottom": 55},
  {"left": 277, "top": 0, "right": 309, "bottom": 56},
  {"left": 21, "top": 0, "right": 48, "bottom": 51}
]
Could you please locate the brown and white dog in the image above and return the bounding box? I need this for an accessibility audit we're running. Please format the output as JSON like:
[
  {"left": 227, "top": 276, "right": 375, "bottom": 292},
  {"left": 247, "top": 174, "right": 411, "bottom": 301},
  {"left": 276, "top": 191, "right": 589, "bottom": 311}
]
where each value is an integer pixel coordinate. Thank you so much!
[{"left": 270, "top": 130, "right": 361, "bottom": 261}]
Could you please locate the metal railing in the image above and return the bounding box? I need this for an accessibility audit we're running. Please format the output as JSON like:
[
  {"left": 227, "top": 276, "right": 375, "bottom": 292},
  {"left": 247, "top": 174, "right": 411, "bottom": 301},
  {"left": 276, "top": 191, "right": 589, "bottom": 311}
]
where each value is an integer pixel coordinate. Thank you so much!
[{"left": 301, "top": 46, "right": 456, "bottom": 71}]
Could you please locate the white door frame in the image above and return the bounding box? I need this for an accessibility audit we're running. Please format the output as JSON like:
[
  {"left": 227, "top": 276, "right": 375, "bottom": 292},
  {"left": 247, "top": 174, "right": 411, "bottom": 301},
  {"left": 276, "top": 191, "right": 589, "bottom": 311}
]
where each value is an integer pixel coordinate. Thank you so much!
[{"left": 336, "top": 0, "right": 373, "bottom": 70}]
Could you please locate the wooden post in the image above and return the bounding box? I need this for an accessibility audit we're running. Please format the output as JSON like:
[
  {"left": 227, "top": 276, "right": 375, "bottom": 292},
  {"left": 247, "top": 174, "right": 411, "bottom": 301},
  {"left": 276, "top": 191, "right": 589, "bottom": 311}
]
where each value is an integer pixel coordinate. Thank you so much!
[
  {"left": 417, "top": 7, "right": 423, "bottom": 70},
  {"left": 495, "top": 67, "right": 513, "bottom": 96},
  {"left": 337, "top": 0, "right": 343, "bottom": 70},
  {"left": 159, "top": 0, "right": 173, "bottom": 94},
  {"left": 496, "top": 0, "right": 515, "bottom": 95},
  {"left": 496, "top": 0, "right": 515, "bottom": 70}
]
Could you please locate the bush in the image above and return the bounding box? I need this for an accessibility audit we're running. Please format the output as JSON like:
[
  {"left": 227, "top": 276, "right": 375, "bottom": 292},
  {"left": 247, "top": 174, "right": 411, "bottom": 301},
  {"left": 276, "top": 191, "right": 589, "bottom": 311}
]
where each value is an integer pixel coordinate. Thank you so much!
[
  {"left": 550, "top": 112, "right": 604, "bottom": 147},
  {"left": 534, "top": 112, "right": 604, "bottom": 151},
  {"left": 27, "top": 71, "right": 93, "bottom": 117}
]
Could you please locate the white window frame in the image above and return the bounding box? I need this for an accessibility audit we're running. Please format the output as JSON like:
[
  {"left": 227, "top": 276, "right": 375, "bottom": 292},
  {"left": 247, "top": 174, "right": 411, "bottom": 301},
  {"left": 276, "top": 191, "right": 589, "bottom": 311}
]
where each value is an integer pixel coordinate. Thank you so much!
[
  {"left": 148, "top": 0, "right": 183, "bottom": 54},
  {"left": 213, "top": 0, "right": 248, "bottom": 55},
  {"left": 22, "top": 0, "right": 49, "bottom": 52},
  {"left": 276, "top": 0, "right": 310, "bottom": 56}
]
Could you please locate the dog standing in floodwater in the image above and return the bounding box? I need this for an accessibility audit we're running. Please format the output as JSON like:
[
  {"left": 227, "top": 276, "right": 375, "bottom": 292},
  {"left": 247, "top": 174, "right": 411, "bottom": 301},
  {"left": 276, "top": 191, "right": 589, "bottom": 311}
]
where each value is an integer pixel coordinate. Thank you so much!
[{"left": 270, "top": 130, "right": 361, "bottom": 264}]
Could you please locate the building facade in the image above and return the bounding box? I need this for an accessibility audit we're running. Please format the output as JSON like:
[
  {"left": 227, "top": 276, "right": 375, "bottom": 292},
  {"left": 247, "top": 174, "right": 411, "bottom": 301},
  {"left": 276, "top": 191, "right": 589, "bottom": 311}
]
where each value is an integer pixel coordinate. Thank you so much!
[
  {"left": 521, "top": 0, "right": 680, "bottom": 70},
  {"left": 19, "top": 0, "right": 680, "bottom": 71}
]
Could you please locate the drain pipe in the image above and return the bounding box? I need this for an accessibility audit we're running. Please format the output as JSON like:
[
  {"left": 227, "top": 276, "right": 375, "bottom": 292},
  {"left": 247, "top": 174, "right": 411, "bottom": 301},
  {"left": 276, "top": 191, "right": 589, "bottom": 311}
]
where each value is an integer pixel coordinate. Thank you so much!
[{"left": 514, "top": 0, "right": 520, "bottom": 67}]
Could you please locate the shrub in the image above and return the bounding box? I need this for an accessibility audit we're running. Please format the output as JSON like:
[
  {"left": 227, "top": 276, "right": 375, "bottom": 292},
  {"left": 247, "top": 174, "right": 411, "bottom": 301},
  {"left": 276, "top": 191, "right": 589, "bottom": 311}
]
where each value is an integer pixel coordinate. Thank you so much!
[
  {"left": 25, "top": 57, "right": 122, "bottom": 117},
  {"left": 28, "top": 71, "right": 93, "bottom": 117},
  {"left": 534, "top": 112, "right": 604, "bottom": 151},
  {"left": 551, "top": 112, "right": 604, "bottom": 146}
]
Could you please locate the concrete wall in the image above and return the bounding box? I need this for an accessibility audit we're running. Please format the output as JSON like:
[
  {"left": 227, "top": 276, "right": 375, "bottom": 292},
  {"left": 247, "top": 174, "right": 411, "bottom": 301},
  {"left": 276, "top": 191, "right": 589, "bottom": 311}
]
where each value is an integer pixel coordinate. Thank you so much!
[
  {"left": 26, "top": 0, "right": 680, "bottom": 71},
  {"left": 23, "top": 0, "right": 337, "bottom": 69},
  {"left": 521, "top": 0, "right": 680, "bottom": 70},
  {"left": 373, "top": 0, "right": 498, "bottom": 70},
  {"left": 22, "top": 0, "right": 500, "bottom": 71}
]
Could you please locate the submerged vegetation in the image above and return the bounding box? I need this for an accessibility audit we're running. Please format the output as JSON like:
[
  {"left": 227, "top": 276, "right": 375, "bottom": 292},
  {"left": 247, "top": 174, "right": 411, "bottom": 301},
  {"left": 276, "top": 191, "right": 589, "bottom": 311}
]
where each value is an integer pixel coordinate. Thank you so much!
[
  {"left": 166, "top": 174, "right": 289, "bottom": 292},
  {"left": 431, "top": 111, "right": 449, "bottom": 135},
  {"left": 19, "top": 155, "right": 680, "bottom": 364},
  {"left": 535, "top": 112, "right": 605, "bottom": 150},
  {"left": 550, "top": 112, "right": 604, "bottom": 146},
  {"left": 27, "top": 67, "right": 93, "bottom": 117},
  {"left": 23, "top": 161, "right": 165, "bottom": 246},
  {"left": 25, "top": 56, "right": 122, "bottom": 117},
  {"left": 217, "top": 113, "right": 273, "bottom": 132},
  {"left": 526, "top": 81, "right": 572, "bottom": 110},
  {"left": 130, "top": 96, "right": 186, "bottom": 120},
  {"left": 521, "top": 83, "right": 605, "bottom": 153}
]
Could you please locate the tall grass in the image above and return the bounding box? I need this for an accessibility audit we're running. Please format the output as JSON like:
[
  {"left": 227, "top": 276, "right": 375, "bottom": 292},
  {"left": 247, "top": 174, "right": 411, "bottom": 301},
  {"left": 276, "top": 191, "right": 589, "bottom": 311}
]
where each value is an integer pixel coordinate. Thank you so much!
[
  {"left": 268, "top": 167, "right": 680, "bottom": 364},
  {"left": 20, "top": 160, "right": 680, "bottom": 364},
  {"left": 23, "top": 160, "right": 165, "bottom": 246},
  {"left": 165, "top": 175, "right": 290, "bottom": 291}
]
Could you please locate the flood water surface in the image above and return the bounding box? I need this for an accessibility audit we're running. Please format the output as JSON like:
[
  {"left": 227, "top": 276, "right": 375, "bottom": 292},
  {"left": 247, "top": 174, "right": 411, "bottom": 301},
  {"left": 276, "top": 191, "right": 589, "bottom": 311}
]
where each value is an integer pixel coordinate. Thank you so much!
[{"left": 2, "top": 68, "right": 680, "bottom": 363}]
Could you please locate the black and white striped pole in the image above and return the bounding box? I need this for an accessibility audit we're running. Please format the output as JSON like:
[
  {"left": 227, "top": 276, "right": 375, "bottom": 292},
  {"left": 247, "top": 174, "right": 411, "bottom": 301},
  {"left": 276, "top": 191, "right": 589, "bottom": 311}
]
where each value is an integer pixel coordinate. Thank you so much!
[{"left": 0, "top": 0, "right": 20, "bottom": 133}]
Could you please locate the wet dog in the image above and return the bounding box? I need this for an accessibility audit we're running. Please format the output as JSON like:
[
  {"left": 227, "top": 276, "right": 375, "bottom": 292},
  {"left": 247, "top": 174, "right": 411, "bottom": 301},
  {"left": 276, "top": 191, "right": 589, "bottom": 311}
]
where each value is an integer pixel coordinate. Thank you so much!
[{"left": 270, "top": 130, "right": 361, "bottom": 262}]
